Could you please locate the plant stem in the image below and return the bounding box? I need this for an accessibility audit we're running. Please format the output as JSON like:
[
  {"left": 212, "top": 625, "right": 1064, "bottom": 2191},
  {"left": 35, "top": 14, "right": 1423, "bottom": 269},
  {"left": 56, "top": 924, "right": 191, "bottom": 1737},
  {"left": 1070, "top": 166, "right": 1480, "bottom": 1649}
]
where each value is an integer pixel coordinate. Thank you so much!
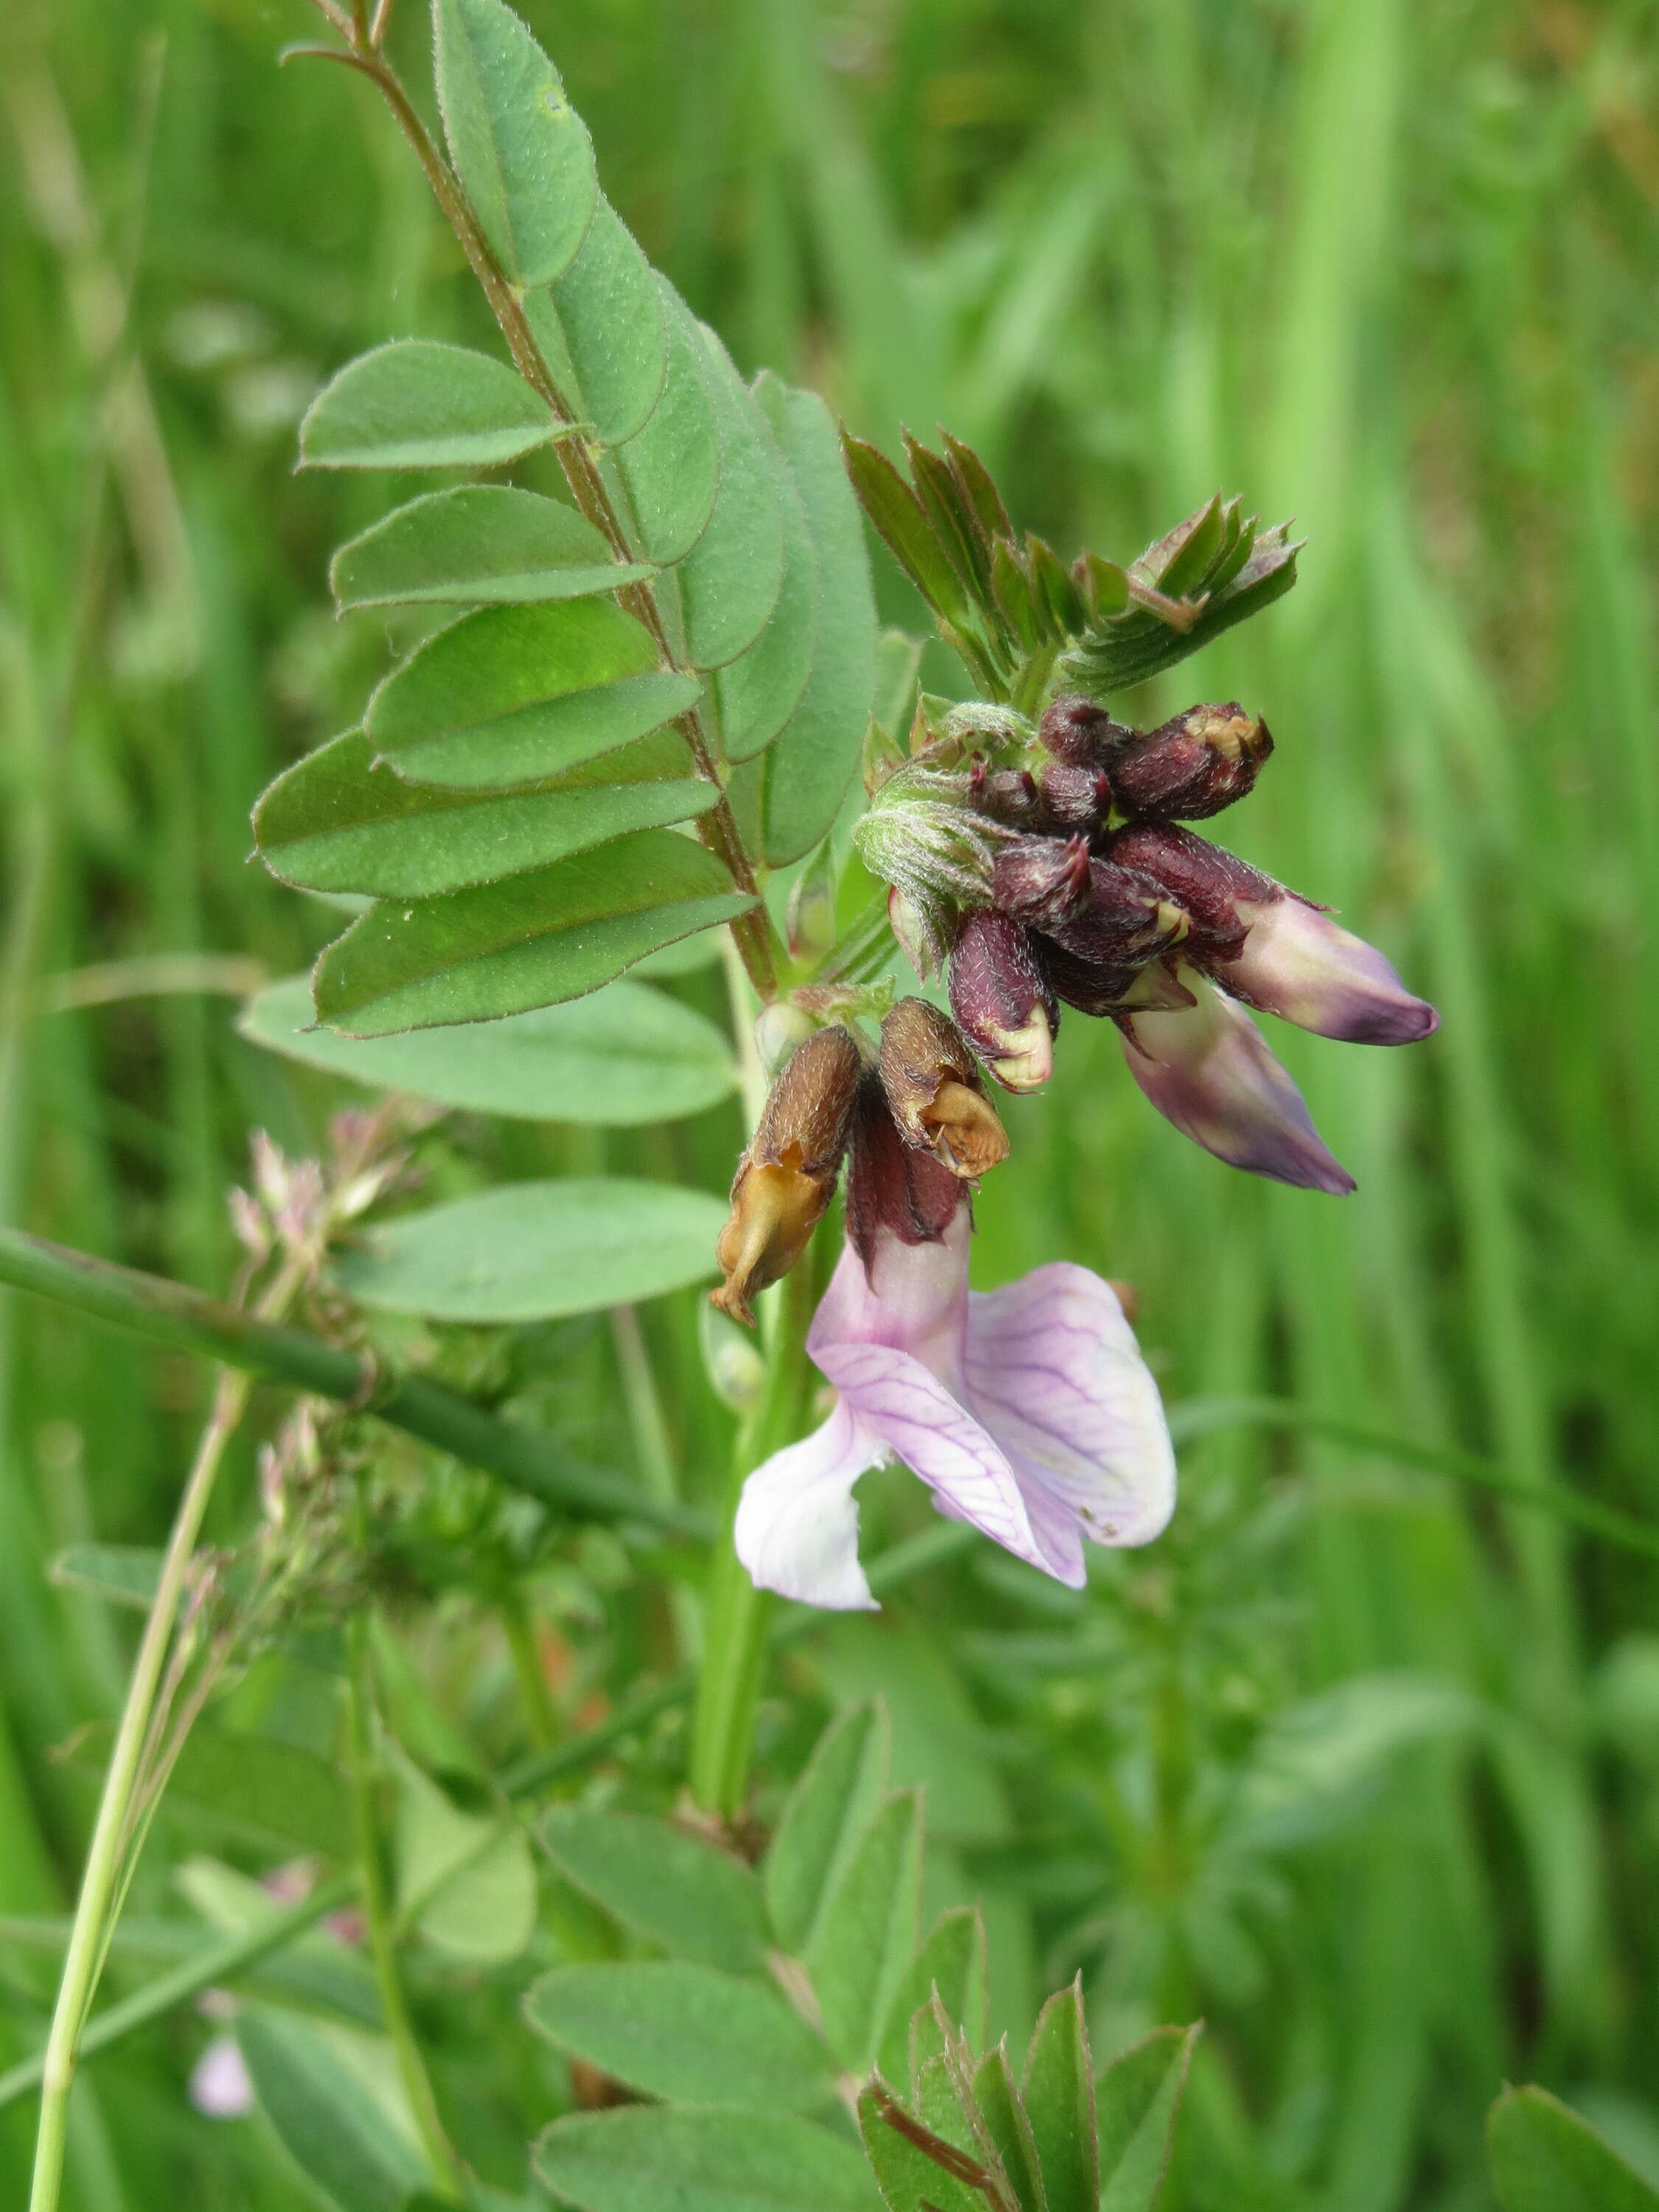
[
  {"left": 688, "top": 1259, "right": 818, "bottom": 1818},
  {"left": 29, "top": 1363, "right": 252, "bottom": 2212},
  {"left": 0, "top": 1225, "right": 709, "bottom": 1540},
  {"left": 345, "top": 1606, "right": 467, "bottom": 2205}
]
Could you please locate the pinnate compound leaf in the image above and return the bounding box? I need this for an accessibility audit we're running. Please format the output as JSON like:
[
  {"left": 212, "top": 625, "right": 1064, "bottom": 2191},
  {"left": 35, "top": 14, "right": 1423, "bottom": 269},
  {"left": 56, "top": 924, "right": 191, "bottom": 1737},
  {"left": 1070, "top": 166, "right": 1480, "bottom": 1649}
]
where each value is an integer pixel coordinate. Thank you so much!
[
  {"left": 842, "top": 434, "right": 971, "bottom": 628},
  {"left": 254, "top": 729, "right": 714, "bottom": 899},
  {"left": 1096, "top": 2025, "right": 1200, "bottom": 2212},
  {"left": 715, "top": 370, "right": 820, "bottom": 765},
  {"left": 612, "top": 278, "right": 721, "bottom": 565},
  {"left": 310, "top": 832, "right": 751, "bottom": 1034},
  {"left": 1487, "top": 2085, "right": 1659, "bottom": 2212},
  {"left": 761, "top": 387, "right": 879, "bottom": 863},
  {"left": 366, "top": 599, "right": 697, "bottom": 791},
  {"left": 332, "top": 1177, "right": 727, "bottom": 1322},
  {"left": 237, "top": 2011, "right": 426, "bottom": 2212},
  {"left": 1022, "top": 1981, "right": 1098, "bottom": 2212},
  {"left": 535, "top": 2107, "right": 877, "bottom": 2212},
  {"left": 330, "top": 487, "right": 650, "bottom": 611},
  {"left": 432, "top": 0, "right": 597, "bottom": 287},
  {"left": 525, "top": 1961, "right": 835, "bottom": 2110},
  {"left": 876, "top": 1907, "right": 988, "bottom": 2091},
  {"left": 537, "top": 1804, "right": 768, "bottom": 1971},
  {"left": 299, "top": 339, "right": 557, "bottom": 470},
  {"left": 524, "top": 194, "right": 667, "bottom": 448},
  {"left": 675, "top": 317, "right": 786, "bottom": 670},
  {"left": 764, "top": 1700, "right": 890, "bottom": 1955},
  {"left": 240, "top": 973, "right": 736, "bottom": 1124},
  {"left": 806, "top": 1790, "right": 923, "bottom": 2073}
]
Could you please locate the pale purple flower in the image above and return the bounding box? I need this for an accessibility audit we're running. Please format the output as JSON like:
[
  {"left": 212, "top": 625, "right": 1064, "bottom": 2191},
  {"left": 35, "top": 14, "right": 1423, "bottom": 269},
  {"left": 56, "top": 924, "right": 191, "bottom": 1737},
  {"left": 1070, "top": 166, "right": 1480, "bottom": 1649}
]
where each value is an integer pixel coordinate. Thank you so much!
[
  {"left": 734, "top": 1209, "right": 1175, "bottom": 1610},
  {"left": 189, "top": 2033, "right": 254, "bottom": 2120},
  {"left": 1217, "top": 891, "right": 1440, "bottom": 1046},
  {"left": 1116, "top": 969, "right": 1356, "bottom": 1194}
]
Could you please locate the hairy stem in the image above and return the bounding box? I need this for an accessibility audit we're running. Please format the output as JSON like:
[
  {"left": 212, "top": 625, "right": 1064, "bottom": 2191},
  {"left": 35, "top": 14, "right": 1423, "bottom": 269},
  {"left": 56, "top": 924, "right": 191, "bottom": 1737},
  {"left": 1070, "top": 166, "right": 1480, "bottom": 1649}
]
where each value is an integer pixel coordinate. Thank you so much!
[
  {"left": 298, "top": 17, "right": 779, "bottom": 1002},
  {"left": 346, "top": 1603, "right": 467, "bottom": 2203}
]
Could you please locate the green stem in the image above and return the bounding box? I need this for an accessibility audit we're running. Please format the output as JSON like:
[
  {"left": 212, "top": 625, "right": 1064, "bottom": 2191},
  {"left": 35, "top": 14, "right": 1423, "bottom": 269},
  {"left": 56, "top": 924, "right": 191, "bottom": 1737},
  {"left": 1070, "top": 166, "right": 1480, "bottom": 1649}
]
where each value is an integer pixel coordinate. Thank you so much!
[
  {"left": 29, "top": 1363, "right": 253, "bottom": 2212},
  {"left": 0, "top": 1225, "right": 708, "bottom": 1540},
  {"left": 688, "top": 1261, "right": 817, "bottom": 1818},
  {"left": 346, "top": 1607, "right": 467, "bottom": 2205},
  {"left": 498, "top": 1587, "right": 559, "bottom": 1753}
]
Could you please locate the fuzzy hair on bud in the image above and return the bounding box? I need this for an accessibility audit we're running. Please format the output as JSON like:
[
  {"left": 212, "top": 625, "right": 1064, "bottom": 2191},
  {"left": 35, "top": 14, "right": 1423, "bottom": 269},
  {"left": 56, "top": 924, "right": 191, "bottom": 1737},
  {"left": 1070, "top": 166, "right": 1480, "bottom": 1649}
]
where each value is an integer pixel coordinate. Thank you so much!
[
  {"left": 878, "top": 998, "right": 1011, "bottom": 1179},
  {"left": 1034, "top": 759, "right": 1113, "bottom": 832},
  {"left": 947, "top": 908, "right": 1057, "bottom": 1093},
  {"left": 1108, "top": 703, "right": 1273, "bottom": 821},
  {"left": 1106, "top": 820, "right": 1265, "bottom": 953},
  {"left": 713, "top": 1025, "right": 863, "bottom": 1326},
  {"left": 1037, "top": 695, "right": 1136, "bottom": 765},
  {"left": 992, "top": 834, "right": 1093, "bottom": 931}
]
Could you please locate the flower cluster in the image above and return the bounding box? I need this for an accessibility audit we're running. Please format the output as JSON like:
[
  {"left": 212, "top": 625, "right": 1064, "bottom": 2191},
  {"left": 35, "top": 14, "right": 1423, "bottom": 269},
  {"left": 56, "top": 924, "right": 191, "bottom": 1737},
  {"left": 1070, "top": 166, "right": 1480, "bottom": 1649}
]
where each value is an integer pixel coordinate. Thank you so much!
[
  {"left": 713, "top": 1004, "right": 1175, "bottom": 1608},
  {"left": 872, "top": 692, "right": 1438, "bottom": 1192}
]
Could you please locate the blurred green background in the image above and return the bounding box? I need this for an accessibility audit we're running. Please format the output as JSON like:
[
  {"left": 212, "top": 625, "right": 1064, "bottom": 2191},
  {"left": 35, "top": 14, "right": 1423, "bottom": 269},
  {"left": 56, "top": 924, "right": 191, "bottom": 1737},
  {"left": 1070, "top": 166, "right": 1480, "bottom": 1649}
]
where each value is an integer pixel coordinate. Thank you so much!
[{"left": 2, "top": 0, "right": 1658, "bottom": 2206}]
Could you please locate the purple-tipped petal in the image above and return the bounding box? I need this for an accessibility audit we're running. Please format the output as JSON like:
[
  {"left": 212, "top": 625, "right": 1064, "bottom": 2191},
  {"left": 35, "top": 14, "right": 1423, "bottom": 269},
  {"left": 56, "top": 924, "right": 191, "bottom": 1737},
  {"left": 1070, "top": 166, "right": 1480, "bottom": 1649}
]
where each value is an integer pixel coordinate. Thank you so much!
[
  {"left": 1119, "top": 974, "right": 1356, "bottom": 1194},
  {"left": 734, "top": 1397, "right": 883, "bottom": 1610},
  {"left": 1223, "top": 897, "right": 1439, "bottom": 1044},
  {"left": 963, "top": 1265, "right": 1176, "bottom": 1582},
  {"left": 812, "top": 1337, "right": 1054, "bottom": 1578}
]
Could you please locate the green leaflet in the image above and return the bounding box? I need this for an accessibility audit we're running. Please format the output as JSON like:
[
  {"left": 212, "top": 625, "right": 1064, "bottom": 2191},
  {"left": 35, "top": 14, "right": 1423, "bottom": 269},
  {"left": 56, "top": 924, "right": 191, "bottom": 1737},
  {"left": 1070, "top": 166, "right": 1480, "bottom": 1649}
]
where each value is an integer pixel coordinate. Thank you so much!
[
  {"left": 524, "top": 192, "right": 668, "bottom": 449},
  {"left": 298, "top": 339, "right": 558, "bottom": 471},
  {"left": 392, "top": 1755, "right": 536, "bottom": 1966},
  {"left": 310, "top": 830, "right": 753, "bottom": 1034},
  {"left": 763, "top": 1700, "right": 891, "bottom": 1956},
  {"left": 714, "top": 369, "right": 820, "bottom": 762},
  {"left": 330, "top": 486, "right": 650, "bottom": 612},
  {"left": 535, "top": 2108, "right": 877, "bottom": 2212},
  {"left": 537, "top": 1804, "right": 769, "bottom": 1972},
  {"left": 874, "top": 1909, "right": 989, "bottom": 2092},
  {"left": 805, "top": 1791, "right": 924, "bottom": 2073},
  {"left": 760, "top": 384, "right": 879, "bottom": 863},
  {"left": 237, "top": 2012, "right": 426, "bottom": 2212},
  {"left": 674, "top": 316, "right": 786, "bottom": 670},
  {"left": 331, "top": 1177, "right": 728, "bottom": 1321},
  {"left": 858, "top": 2083, "right": 985, "bottom": 2212},
  {"left": 1096, "top": 2025, "right": 1200, "bottom": 2212},
  {"left": 611, "top": 277, "right": 721, "bottom": 566},
  {"left": 525, "top": 1961, "right": 835, "bottom": 2112},
  {"left": 365, "top": 599, "right": 698, "bottom": 790},
  {"left": 1487, "top": 2086, "right": 1659, "bottom": 2212},
  {"left": 432, "top": 0, "right": 597, "bottom": 288},
  {"left": 1022, "top": 1982, "right": 1099, "bottom": 2212},
  {"left": 254, "top": 729, "right": 714, "bottom": 898},
  {"left": 239, "top": 973, "right": 736, "bottom": 1125}
]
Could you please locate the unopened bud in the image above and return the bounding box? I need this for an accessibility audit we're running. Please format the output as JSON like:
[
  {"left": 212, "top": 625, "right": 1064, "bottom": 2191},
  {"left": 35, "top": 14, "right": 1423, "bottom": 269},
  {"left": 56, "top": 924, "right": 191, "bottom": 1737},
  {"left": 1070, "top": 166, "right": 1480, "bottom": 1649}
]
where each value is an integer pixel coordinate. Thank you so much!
[
  {"left": 1106, "top": 821, "right": 1262, "bottom": 953},
  {"left": 1040, "top": 940, "right": 1196, "bottom": 1018},
  {"left": 1034, "top": 759, "right": 1112, "bottom": 833},
  {"left": 992, "top": 834, "right": 1092, "bottom": 930},
  {"left": 947, "top": 908, "right": 1057, "bottom": 1093},
  {"left": 1043, "top": 856, "right": 1187, "bottom": 967},
  {"left": 967, "top": 759, "right": 1040, "bottom": 826},
  {"left": 878, "top": 999, "right": 1010, "bottom": 1179},
  {"left": 1037, "top": 695, "right": 1135, "bottom": 765},
  {"left": 1108, "top": 702, "right": 1272, "bottom": 821},
  {"left": 845, "top": 1068, "right": 964, "bottom": 1271},
  {"left": 712, "top": 1025, "right": 862, "bottom": 1326}
]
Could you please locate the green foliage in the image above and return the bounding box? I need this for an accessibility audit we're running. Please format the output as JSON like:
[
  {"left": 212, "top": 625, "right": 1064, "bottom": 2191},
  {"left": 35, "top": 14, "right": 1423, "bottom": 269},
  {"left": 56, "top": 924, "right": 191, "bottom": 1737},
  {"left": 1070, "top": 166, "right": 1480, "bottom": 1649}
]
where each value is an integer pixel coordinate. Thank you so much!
[
  {"left": 236, "top": 2011, "right": 427, "bottom": 2212},
  {"left": 1487, "top": 2086, "right": 1659, "bottom": 2212},
  {"left": 763, "top": 1700, "right": 891, "bottom": 1955},
  {"left": 392, "top": 1756, "right": 537, "bottom": 1965},
  {"left": 535, "top": 2107, "right": 877, "bottom": 2212},
  {"left": 258, "top": 0, "right": 878, "bottom": 1035},
  {"left": 536, "top": 1804, "right": 768, "bottom": 1971},
  {"left": 330, "top": 1177, "right": 728, "bottom": 1321},
  {"left": 240, "top": 973, "right": 737, "bottom": 1123}
]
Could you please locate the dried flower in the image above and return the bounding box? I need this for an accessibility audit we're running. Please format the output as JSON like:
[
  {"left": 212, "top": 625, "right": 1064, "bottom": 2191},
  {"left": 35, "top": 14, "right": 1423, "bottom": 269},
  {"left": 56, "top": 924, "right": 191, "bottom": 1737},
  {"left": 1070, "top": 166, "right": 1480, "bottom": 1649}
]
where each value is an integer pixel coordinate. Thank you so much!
[{"left": 877, "top": 999, "right": 1010, "bottom": 1179}]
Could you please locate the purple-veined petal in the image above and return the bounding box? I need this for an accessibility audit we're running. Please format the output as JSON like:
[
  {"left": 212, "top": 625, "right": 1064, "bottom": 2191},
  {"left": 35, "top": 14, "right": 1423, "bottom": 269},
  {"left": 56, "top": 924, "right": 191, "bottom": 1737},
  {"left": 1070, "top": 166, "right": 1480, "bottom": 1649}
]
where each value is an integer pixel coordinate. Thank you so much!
[
  {"left": 734, "top": 1397, "right": 884, "bottom": 1610},
  {"left": 809, "top": 1219, "right": 970, "bottom": 1383},
  {"left": 812, "top": 1338, "right": 1054, "bottom": 1578},
  {"left": 1223, "top": 897, "right": 1439, "bottom": 1044},
  {"left": 962, "top": 1265, "right": 1176, "bottom": 1582},
  {"left": 1119, "top": 972, "right": 1356, "bottom": 1194}
]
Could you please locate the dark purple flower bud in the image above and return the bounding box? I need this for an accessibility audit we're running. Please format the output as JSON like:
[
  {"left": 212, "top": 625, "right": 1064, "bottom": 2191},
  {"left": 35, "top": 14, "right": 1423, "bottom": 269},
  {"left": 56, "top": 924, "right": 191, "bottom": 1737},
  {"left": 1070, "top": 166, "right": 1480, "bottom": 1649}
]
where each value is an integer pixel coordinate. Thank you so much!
[
  {"left": 845, "top": 1068, "right": 965, "bottom": 1274},
  {"left": 1108, "top": 703, "right": 1273, "bottom": 820},
  {"left": 967, "top": 758, "right": 1040, "bottom": 826},
  {"left": 947, "top": 908, "right": 1057, "bottom": 1093},
  {"left": 992, "top": 834, "right": 1092, "bottom": 931},
  {"left": 1040, "top": 942, "right": 1196, "bottom": 1018},
  {"left": 1043, "top": 857, "right": 1188, "bottom": 968},
  {"left": 1034, "top": 759, "right": 1113, "bottom": 833},
  {"left": 1109, "top": 822, "right": 1439, "bottom": 1045},
  {"left": 1037, "top": 694, "right": 1136, "bottom": 766}
]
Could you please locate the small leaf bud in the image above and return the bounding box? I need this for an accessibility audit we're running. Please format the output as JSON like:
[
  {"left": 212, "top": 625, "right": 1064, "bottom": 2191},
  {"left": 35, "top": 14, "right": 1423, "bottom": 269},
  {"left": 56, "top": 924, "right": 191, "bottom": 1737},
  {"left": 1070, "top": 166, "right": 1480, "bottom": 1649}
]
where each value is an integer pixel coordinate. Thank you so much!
[
  {"left": 712, "top": 1024, "right": 862, "bottom": 1326},
  {"left": 878, "top": 998, "right": 1011, "bottom": 1179},
  {"left": 947, "top": 908, "right": 1057, "bottom": 1093}
]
